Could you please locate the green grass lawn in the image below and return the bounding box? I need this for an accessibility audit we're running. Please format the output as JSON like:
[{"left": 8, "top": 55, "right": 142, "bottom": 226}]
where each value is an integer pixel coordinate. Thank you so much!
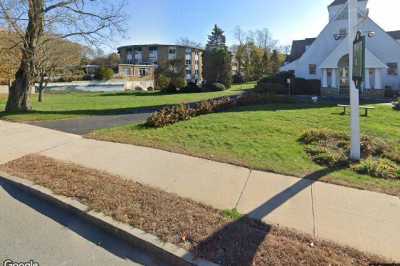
[
  {"left": 0, "top": 83, "right": 254, "bottom": 122},
  {"left": 89, "top": 103, "right": 400, "bottom": 196}
]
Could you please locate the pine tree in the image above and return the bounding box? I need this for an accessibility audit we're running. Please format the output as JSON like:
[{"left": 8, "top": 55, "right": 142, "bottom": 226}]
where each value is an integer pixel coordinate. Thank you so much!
[
  {"left": 270, "top": 49, "right": 281, "bottom": 75},
  {"left": 206, "top": 25, "right": 227, "bottom": 49},
  {"left": 204, "top": 25, "right": 232, "bottom": 88}
]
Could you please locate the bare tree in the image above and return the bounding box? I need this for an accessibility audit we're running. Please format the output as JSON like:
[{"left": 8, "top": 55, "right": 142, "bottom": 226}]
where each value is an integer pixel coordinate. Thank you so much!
[
  {"left": 176, "top": 37, "right": 202, "bottom": 49},
  {"left": 36, "top": 37, "right": 83, "bottom": 102},
  {"left": 234, "top": 26, "right": 246, "bottom": 45},
  {"left": 0, "top": 0, "right": 127, "bottom": 112},
  {"left": 256, "top": 28, "right": 278, "bottom": 51}
]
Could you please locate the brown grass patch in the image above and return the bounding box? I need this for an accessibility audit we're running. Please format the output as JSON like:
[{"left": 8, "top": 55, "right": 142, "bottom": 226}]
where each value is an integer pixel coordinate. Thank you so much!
[{"left": 0, "top": 155, "right": 388, "bottom": 266}]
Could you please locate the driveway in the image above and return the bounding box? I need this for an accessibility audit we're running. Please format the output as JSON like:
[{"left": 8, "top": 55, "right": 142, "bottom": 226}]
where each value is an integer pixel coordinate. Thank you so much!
[
  {"left": 27, "top": 111, "right": 153, "bottom": 135},
  {"left": 0, "top": 178, "right": 169, "bottom": 266}
]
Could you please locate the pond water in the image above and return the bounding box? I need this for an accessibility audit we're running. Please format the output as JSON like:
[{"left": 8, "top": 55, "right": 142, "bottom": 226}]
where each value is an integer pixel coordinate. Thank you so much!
[{"left": 47, "top": 83, "right": 125, "bottom": 92}]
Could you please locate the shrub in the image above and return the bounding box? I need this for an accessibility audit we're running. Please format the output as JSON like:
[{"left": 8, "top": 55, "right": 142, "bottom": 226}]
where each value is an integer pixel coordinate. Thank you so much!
[
  {"left": 393, "top": 98, "right": 400, "bottom": 110},
  {"left": 293, "top": 78, "right": 321, "bottom": 95},
  {"left": 204, "top": 82, "right": 226, "bottom": 91},
  {"left": 255, "top": 82, "right": 288, "bottom": 95},
  {"left": 96, "top": 67, "right": 114, "bottom": 81},
  {"left": 146, "top": 96, "right": 236, "bottom": 128},
  {"left": 146, "top": 104, "right": 195, "bottom": 128},
  {"left": 171, "top": 77, "right": 187, "bottom": 90},
  {"left": 181, "top": 83, "right": 202, "bottom": 93},
  {"left": 237, "top": 93, "right": 295, "bottom": 106},
  {"left": 352, "top": 158, "right": 400, "bottom": 180},
  {"left": 301, "top": 133, "right": 350, "bottom": 168},
  {"left": 384, "top": 87, "right": 395, "bottom": 98},
  {"left": 232, "top": 73, "right": 245, "bottom": 84},
  {"left": 300, "top": 128, "right": 400, "bottom": 179},
  {"left": 304, "top": 145, "right": 349, "bottom": 167},
  {"left": 255, "top": 72, "right": 295, "bottom": 95},
  {"left": 299, "top": 128, "right": 349, "bottom": 145},
  {"left": 156, "top": 75, "right": 171, "bottom": 91}
]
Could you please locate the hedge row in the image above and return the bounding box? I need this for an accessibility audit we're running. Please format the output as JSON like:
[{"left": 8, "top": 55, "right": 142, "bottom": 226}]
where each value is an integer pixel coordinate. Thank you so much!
[
  {"left": 393, "top": 98, "right": 400, "bottom": 110},
  {"left": 256, "top": 72, "right": 321, "bottom": 96},
  {"left": 145, "top": 93, "right": 294, "bottom": 128},
  {"left": 146, "top": 96, "right": 236, "bottom": 128}
]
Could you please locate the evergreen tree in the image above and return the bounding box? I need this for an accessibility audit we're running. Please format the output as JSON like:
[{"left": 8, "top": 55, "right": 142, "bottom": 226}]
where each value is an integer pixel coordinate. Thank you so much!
[
  {"left": 206, "top": 25, "right": 227, "bottom": 49},
  {"left": 261, "top": 51, "right": 271, "bottom": 76},
  {"left": 204, "top": 25, "right": 232, "bottom": 88},
  {"left": 270, "top": 49, "right": 281, "bottom": 75}
]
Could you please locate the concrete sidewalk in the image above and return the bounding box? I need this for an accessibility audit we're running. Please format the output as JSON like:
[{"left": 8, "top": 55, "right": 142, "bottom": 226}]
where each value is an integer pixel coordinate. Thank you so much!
[{"left": 1, "top": 120, "right": 399, "bottom": 261}]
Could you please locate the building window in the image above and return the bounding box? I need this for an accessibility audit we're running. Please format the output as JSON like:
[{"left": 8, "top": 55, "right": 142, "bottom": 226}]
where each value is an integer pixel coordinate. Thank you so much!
[
  {"left": 387, "top": 63, "right": 398, "bottom": 76},
  {"left": 185, "top": 59, "right": 192, "bottom": 65},
  {"left": 186, "top": 69, "right": 192, "bottom": 75},
  {"left": 139, "top": 68, "right": 147, "bottom": 77},
  {"left": 195, "top": 70, "right": 199, "bottom": 75},
  {"left": 309, "top": 64, "right": 317, "bottom": 75},
  {"left": 127, "top": 53, "right": 133, "bottom": 64},
  {"left": 168, "top": 48, "right": 176, "bottom": 54}
]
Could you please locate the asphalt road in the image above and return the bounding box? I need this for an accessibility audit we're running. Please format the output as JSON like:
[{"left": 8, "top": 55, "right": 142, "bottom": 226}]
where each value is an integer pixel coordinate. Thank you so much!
[
  {"left": 0, "top": 178, "right": 169, "bottom": 266},
  {"left": 28, "top": 111, "right": 153, "bottom": 135}
]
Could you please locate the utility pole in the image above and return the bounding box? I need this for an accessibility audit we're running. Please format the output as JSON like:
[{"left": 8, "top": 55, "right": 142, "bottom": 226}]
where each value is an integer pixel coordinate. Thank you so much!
[{"left": 349, "top": 0, "right": 361, "bottom": 161}]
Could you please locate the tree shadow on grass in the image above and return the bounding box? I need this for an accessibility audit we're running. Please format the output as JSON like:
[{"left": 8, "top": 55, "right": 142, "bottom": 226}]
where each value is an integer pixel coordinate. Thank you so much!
[
  {"left": 190, "top": 167, "right": 344, "bottom": 266},
  {"left": 0, "top": 177, "right": 167, "bottom": 266}
]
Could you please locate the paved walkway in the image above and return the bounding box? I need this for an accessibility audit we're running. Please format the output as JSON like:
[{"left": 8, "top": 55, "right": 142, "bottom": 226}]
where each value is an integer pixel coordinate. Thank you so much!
[
  {"left": 27, "top": 110, "right": 153, "bottom": 135},
  {"left": 0, "top": 178, "right": 168, "bottom": 266},
  {"left": 0, "top": 120, "right": 399, "bottom": 261}
]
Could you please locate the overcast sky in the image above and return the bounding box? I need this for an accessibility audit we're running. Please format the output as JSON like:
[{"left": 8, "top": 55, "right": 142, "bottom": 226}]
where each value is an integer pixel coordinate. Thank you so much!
[{"left": 110, "top": 0, "right": 400, "bottom": 52}]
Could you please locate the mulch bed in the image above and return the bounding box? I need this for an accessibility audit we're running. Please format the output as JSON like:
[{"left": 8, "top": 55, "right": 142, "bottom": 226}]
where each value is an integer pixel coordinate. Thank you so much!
[{"left": 0, "top": 155, "right": 388, "bottom": 266}]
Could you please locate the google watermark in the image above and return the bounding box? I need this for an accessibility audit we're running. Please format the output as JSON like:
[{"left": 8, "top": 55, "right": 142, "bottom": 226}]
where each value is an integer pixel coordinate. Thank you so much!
[{"left": 2, "top": 259, "right": 39, "bottom": 266}]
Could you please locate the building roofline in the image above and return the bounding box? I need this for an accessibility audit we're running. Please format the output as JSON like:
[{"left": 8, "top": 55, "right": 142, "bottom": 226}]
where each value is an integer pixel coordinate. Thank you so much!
[
  {"left": 117, "top": 44, "right": 204, "bottom": 51},
  {"left": 328, "top": 0, "right": 366, "bottom": 8}
]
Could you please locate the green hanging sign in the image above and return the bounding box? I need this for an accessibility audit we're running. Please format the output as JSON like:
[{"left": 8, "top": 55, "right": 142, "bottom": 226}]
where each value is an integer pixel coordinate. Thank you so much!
[{"left": 352, "top": 31, "right": 366, "bottom": 90}]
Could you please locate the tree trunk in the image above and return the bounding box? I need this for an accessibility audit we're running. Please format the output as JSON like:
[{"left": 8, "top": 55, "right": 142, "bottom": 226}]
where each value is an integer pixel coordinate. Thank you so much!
[
  {"left": 38, "top": 75, "right": 44, "bottom": 102},
  {"left": 5, "top": 0, "right": 44, "bottom": 112}
]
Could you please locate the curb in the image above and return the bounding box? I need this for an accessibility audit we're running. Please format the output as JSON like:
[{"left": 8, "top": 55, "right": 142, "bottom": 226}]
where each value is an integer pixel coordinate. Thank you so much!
[{"left": 0, "top": 172, "right": 218, "bottom": 266}]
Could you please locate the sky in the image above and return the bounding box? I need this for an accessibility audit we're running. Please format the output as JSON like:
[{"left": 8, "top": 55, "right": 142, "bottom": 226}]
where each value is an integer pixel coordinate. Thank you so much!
[{"left": 110, "top": 0, "right": 400, "bottom": 52}]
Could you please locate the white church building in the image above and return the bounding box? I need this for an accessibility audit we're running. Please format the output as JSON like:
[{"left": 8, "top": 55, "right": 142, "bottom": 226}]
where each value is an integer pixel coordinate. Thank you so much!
[{"left": 281, "top": 0, "right": 400, "bottom": 97}]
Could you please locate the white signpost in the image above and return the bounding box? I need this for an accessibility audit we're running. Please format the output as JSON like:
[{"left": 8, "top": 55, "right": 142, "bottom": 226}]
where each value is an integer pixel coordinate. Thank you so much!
[{"left": 348, "top": 0, "right": 361, "bottom": 161}]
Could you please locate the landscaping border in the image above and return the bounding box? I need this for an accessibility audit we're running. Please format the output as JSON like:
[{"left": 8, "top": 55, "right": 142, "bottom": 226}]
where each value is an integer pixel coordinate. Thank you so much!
[{"left": 0, "top": 171, "right": 218, "bottom": 266}]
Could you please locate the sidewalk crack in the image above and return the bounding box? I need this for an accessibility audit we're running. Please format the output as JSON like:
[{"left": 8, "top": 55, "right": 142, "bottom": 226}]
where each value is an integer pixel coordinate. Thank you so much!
[
  {"left": 36, "top": 139, "right": 78, "bottom": 155},
  {"left": 234, "top": 169, "right": 252, "bottom": 209}
]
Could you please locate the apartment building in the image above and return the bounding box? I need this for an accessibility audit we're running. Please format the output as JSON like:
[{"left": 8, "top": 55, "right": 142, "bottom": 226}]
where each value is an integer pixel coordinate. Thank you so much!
[{"left": 117, "top": 44, "right": 204, "bottom": 90}]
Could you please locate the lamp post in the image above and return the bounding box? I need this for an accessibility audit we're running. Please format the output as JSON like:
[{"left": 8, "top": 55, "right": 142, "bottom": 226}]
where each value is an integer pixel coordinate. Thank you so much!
[{"left": 348, "top": 0, "right": 361, "bottom": 161}]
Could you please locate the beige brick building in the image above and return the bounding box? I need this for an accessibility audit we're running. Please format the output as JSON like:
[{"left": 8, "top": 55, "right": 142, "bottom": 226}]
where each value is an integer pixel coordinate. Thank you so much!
[{"left": 117, "top": 44, "right": 204, "bottom": 89}]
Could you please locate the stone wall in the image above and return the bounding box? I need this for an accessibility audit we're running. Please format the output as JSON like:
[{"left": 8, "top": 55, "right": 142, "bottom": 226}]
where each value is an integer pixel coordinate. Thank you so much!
[
  {"left": 321, "top": 87, "right": 340, "bottom": 97},
  {"left": 362, "top": 89, "right": 385, "bottom": 98},
  {"left": 321, "top": 87, "right": 385, "bottom": 98},
  {"left": 124, "top": 80, "right": 155, "bottom": 91}
]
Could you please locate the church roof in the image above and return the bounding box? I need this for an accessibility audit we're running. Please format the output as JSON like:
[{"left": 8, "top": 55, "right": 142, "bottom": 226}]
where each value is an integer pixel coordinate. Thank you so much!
[
  {"left": 328, "top": 0, "right": 366, "bottom": 8},
  {"left": 388, "top": 30, "right": 400, "bottom": 40},
  {"left": 287, "top": 29, "right": 400, "bottom": 63},
  {"left": 286, "top": 38, "right": 316, "bottom": 63}
]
